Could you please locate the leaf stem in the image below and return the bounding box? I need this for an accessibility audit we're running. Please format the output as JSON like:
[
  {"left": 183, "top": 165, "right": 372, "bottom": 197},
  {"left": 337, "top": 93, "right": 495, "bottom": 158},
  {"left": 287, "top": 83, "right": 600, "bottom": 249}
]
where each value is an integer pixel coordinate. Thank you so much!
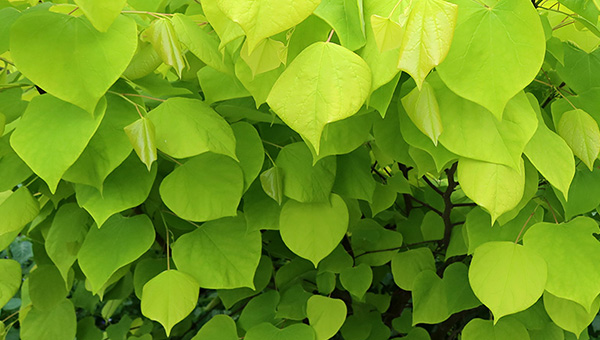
[
  {"left": 541, "top": 196, "right": 559, "bottom": 224},
  {"left": 23, "top": 176, "right": 39, "bottom": 188},
  {"left": 1, "top": 310, "right": 19, "bottom": 323},
  {"left": 388, "top": 0, "right": 404, "bottom": 18},
  {"left": 120, "top": 93, "right": 166, "bottom": 102},
  {"left": 108, "top": 91, "right": 146, "bottom": 118},
  {"left": 514, "top": 204, "right": 539, "bottom": 243},
  {"left": 262, "top": 140, "right": 284, "bottom": 149},
  {"left": 326, "top": 29, "right": 335, "bottom": 43},
  {"left": 121, "top": 10, "right": 173, "bottom": 18},
  {"left": 158, "top": 150, "right": 183, "bottom": 166},
  {"left": 160, "top": 211, "right": 171, "bottom": 270},
  {"left": 67, "top": 6, "right": 79, "bottom": 15}
]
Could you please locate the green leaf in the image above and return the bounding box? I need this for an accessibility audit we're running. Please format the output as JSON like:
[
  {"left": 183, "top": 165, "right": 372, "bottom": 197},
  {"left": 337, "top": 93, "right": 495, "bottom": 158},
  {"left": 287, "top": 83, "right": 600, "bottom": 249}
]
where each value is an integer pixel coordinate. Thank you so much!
[
  {"left": 160, "top": 153, "right": 244, "bottom": 222},
  {"left": 391, "top": 248, "right": 436, "bottom": 291},
  {"left": 0, "top": 134, "right": 32, "bottom": 193},
  {"left": 556, "top": 44, "right": 600, "bottom": 94},
  {"left": 277, "top": 283, "right": 313, "bottom": 320},
  {"left": 430, "top": 74, "right": 538, "bottom": 169},
  {"left": 457, "top": 158, "right": 525, "bottom": 224},
  {"left": 314, "top": 0, "right": 367, "bottom": 51},
  {"left": 0, "top": 259, "right": 21, "bottom": 308},
  {"left": 235, "top": 59, "right": 284, "bottom": 107},
  {"left": 215, "top": 0, "right": 320, "bottom": 53},
  {"left": 469, "top": 241, "right": 546, "bottom": 321},
  {"left": 73, "top": 0, "right": 126, "bottom": 32},
  {"left": 557, "top": 109, "right": 600, "bottom": 171},
  {"left": 142, "top": 18, "right": 186, "bottom": 78},
  {"left": 544, "top": 292, "right": 600, "bottom": 338},
  {"left": 10, "top": 95, "right": 106, "bottom": 193},
  {"left": 45, "top": 203, "right": 90, "bottom": 284},
  {"left": 0, "top": 187, "right": 39, "bottom": 237},
  {"left": 276, "top": 142, "right": 336, "bottom": 203},
  {"left": 280, "top": 194, "right": 349, "bottom": 267},
  {"left": 267, "top": 42, "right": 371, "bottom": 152},
  {"left": 332, "top": 147, "right": 377, "bottom": 202},
  {"left": 232, "top": 122, "right": 264, "bottom": 191},
  {"left": 401, "top": 81, "right": 443, "bottom": 145},
  {"left": 147, "top": 97, "right": 237, "bottom": 160},
  {"left": 171, "top": 215, "right": 261, "bottom": 289},
  {"left": 555, "top": 167, "right": 600, "bottom": 220},
  {"left": 78, "top": 214, "right": 155, "bottom": 294},
  {"left": 404, "top": 327, "right": 431, "bottom": 340},
  {"left": 141, "top": 270, "right": 199, "bottom": 337},
  {"left": 21, "top": 299, "right": 77, "bottom": 340},
  {"left": 351, "top": 219, "right": 404, "bottom": 266},
  {"left": 340, "top": 264, "right": 372, "bottom": 299},
  {"left": 0, "top": 7, "right": 20, "bottom": 54},
  {"left": 238, "top": 290, "right": 281, "bottom": 330},
  {"left": 307, "top": 295, "right": 347, "bottom": 340},
  {"left": 412, "top": 263, "right": 480, "bottom": 325},
  {"left": 240, "top": 38, "right": 287, "bottom": 77},
  {"left": 198, "top": 66, "right": 251, "bottom": 104},
  {"left": 63, "top": 89, "right": 139, "bottom": 191},
  {"left": 260, "top": 167, "right": 284, "bottom": 205},
  {"left": 524, "top": 94, "right": 575, "bottom": 198},
  {"left": 397, "top": 0, "right": 457, "bottom": 87},
  {"left": 436, "top": 0, "right": 545, "bottom": 118},
  {"left": 75, "top": 154, "right": 157, "bottom": 227},
  {"left": 10, "top": 11, "right": 137, "bottom": 113},
  {"left": 370, "top": 14, "right": 403, "bottom": 53},
  {"left": 29, "top": 264, "right": 69, "bottom": 311},
  {"left": 192, "top": 315, "right": 238, "bottom": 340},
  {"left": 523, "top": 217, "right": 600, "bottom": 311},
  {"left": 461, "top": 317, "right": 530, "bottom": 340},
  {"left": 201, "top": 0, "right": 245, "bottom": 50},
  {"left": 124, "top": 117, "right": 157, "bottom": 172},
  {"left": 245, "top": 323, "right": 316, "bottom": 340},
  {"left": 218, "top": 256, "right": 273, "bottom": 308}
]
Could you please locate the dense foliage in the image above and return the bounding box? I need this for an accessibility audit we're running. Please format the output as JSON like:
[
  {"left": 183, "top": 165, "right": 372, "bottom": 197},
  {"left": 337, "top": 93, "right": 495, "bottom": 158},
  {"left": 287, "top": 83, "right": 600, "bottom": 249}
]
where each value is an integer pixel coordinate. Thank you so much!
[{"left": 1, "top": 0, "right": 600, "bottom": 339}]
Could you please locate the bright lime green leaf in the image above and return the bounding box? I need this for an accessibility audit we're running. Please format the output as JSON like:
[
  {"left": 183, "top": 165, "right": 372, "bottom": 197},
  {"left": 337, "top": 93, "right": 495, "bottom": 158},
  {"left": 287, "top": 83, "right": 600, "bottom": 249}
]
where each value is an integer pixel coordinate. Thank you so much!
[
  {"left": 172, "top": 215, "right": 261, "bottom": 289},
  {"left": 544, "top": 292, "right": 600, "bottom": 338},
  {"left": 29, "top": 265, "right": 68, "bottom": 311},
  {"left": 240, "top": 38, "right": 286, "bottom": 77},
  {"left": 141, "top": 270, "right": 199, "bottom": 337},
  {"left": 201, "top": 0, "right": 245, "bottom": 50},
  {"left": 73, "top": 0, "right": 126, "bottom": 32},
  {"left": 401, "top": 81, "right": 443, "bottom": 145},
  {"left": 469, "top": 241, "right": 546, "bottom": 321},
  {"left": 160, "top": 153, "right": 244, "bottom": 222},
  {"left": 0, "top": 8, "right": 20, "bottom": 54},
  {"left": 524, "top": 94, "right": 575, "bottom": 199},
  {"left": 215, "top": 0, "right": 320, "bottom": 53},
  {"left": 45, "top": 203, "right": 90, "bottom": 284},
  {"left": 556, "top": 43, "right": 600, "bottom": 92},
  {"left": 430, "top": 75, "right": 538, "bottom": 169},
  {"left": 332, "top": 147, "right": 377, "bottom": 202},
  {"left": 267, "top": 42, "right": 371, "bottom": 152},
  {"left": 245, "top": 323, "right": 316, "bottom": 340},
  {"left": 276, "top": 142, "right": 336, "bottom": 203},
  {"left": 123, "top": 41, "right": 163, "bottom": 80},
  {"left": 461, "top": 317, "right": 529, "bottom": 340},
  {"left": 412, "top": 263, "right": 480, "bottom": 325},
  {"left": 171, "top": 13, "right": 234, "bottom": 75},
  {"left": 75, "top": 154, "right": 156, "bottom": 227},
  {"left": 397, "top": 0, "right": 457, "bottom": 88},
  {"left": 557, "top": 109, "right": 600, "bottom": 171},
  {"left": 235, "top": 58, "right": 284, "bottom": 107},
  {"left": 133, "top": 258, "right": 167, "bottom": 300},
  {"left": 260, "top": 167, "right": 284, "bottom": 205},
  {"left": 63, "top": 89, "right": 139, "bottom": 191},
  {"left": 340, "top": 264, "right": 372, "bottom": 299},
  {"left": 10, "top": 12, "right": 137, "bottom": 113},
  {"left": 147, "top": 98, "right": 237, "bottom": 160},
  {"left": 314, "top": 0, "right": 367, "bottom": 51},
  {"left": 0, "top": 259, "right": 21, "bottom": 308},
  {"left": 191, "top": 315, "right": 238, "bottom": 340},
  {"left": 307, "top": 295, "right": 347, "bottom": 340},
  {"left": 78, "top": 214, "right": 155, "bottom": 294},
  {"left": 458, "top": 158, "right": 525, "bottom": 224},
  {"left": 124, "top": 117, "right": 156, "bottom": 171},
  {"left": 197, "top": 66, "right": 251, "bottom": 104},
  {"left": 558, "top": 0, "right": 599, "bottom": 25},
  {"left": 280, "top": 194, "right": 349, "bottom": 267},
  {"left": 391, "top": 248, "right": 436, "bottom": 291},
  {"left": 142, "top": 18, "right": 186, "bottom": 78},
  {"left": 370, "top": 14, "right": 403, "bottom": 52},
  {"left": 10, "top": 95, "right": 106, "bottom": 193},
  {"left": 523, "top": 217, "right": 600, "bottom": 311},
  {"left": 436, "top": 0, "right": 545, "bottom": 118},
  {"left": 21, "top": 300, "right": 77, "bottom": 340},
  {"left": 232, "top": 122, "right": 264, "bottom": 191},
  {"left": 0, "top": 187, "right": 39, "bottom": 236}
]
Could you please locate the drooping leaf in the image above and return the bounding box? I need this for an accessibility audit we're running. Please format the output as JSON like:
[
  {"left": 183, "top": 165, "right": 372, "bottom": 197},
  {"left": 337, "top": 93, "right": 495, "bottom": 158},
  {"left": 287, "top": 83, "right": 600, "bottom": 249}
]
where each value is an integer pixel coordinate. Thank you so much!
[
  {"left": 436, "top": 0, "right": 545, "bottom": 118},
  {"left": 78, "top": 214, "right": 155, "bottom": 294},
  {"left": 232, "top": 122, "right": 264, "bottom": 191},
  {"left": 141, "top": 270, "right": 199, "bottom": 336},
  {"left": 191, "top": 315, "right": 238, "bottom": 340},
  {"left": 260, "top": 167, "right": 284, "bottom": 205},
  {"left": 267, "top": 42, "right": 371, "bottom": 152},
  {"left": 469, "top": 241, "right": 547, "bottom": 321},
  {"left": 555, "top": 167, "right": 600, "bottom": 220},
  {"left": 73, "top": 0, "right": 127, "bottom": 32},
  {"left": 147, "top": 97, "right": 237, "bottom": 160},
  {"left": 0, "top": 187, "right": 39, "bottom": 237},
  {"left": 401, "top": 81, "right": 443, "bottom": 145},
  {"left": 544, "top": 292, "right": 600, "bottom": 338},
  {"left": 10, "top": 95, "right": 106, "bottom": 193},
  {"left": 314, "top": 0, "right": 367, "bottom": 51},
  {"left": 370, "top": 14, "right": 403, "bottom": 53},
  {"left": 20, "top": 299, "right": 77, "bottom": 340},
  {"left": 10, "top": 11, "right": 137, "bottom": 112},
  {"left": 240, "top": 38, "right": 287, "bottom": 77},
  {"left": 160, "top": 153, "right": 244, "bottom": 222},
  {"left": 0, "top": 259, "right": 21, "bottom": 308},
  {"left": 142, "top": 18, "right": 186, "bottom": 78},
  {"left": 457, "top": 158, "right": 526, "bottom": 224},
  {"left": 124, "top": 117, "right": 157, "bottom": 171},
  {"left": 556, "top": 109, "right": 600, "bottom": 171},
  {"left": 279, "top": 194, "right": 349, "bottom": 266},
  {"left": 28, "top": 264, "right": 69, "bottom": 311},
  {"left": 523, "top": 217, "right": 600, "bottom": 311},
  {"left": 201, "top": 0, "right": 245, "bottom": 50},
  {"left": 171, "top": 215, "right": 262, "bottom": 289},
  {"left": 307, "top": 295, "right": 347, "bottom": 340},
  {"left": 215, "top": 0, "right": 321, "bottom": 53}
]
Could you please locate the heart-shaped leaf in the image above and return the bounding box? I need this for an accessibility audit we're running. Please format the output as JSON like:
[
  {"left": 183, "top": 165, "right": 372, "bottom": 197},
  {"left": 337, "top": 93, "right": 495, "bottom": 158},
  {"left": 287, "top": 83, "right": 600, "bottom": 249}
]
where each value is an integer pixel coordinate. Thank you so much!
[
  {"left": 73, "top": 0, "right": 127, "bottom": 32},
  {"left": 245, "top": 323, "right": 316, "bottom": 340}
]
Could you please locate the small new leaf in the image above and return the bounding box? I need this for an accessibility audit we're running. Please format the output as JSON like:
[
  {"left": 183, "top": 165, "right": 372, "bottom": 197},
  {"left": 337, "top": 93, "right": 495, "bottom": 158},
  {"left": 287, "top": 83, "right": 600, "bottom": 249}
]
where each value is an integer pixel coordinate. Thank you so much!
[
  {"left": 124, "top": 117, "right": 157, "bottom": 171},
  {"left": 557, "top": 109, "right": 600, "bottom": 171}
]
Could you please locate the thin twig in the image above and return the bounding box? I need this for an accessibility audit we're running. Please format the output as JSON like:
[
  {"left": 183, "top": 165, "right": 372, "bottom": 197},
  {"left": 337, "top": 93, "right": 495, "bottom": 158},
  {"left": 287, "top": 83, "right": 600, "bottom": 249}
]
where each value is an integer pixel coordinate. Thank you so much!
[
  {"left": 422, "top": 176, "right": 444, "bottom": 196},
  {"left": 120, "top": 93, "right": 166, "bottom": 102},
  {"left": 541, "top": 197, "right": 559, "bottom": 224},
  {"left": 515, "top": 205, "right": 540, "bottom": 243}
]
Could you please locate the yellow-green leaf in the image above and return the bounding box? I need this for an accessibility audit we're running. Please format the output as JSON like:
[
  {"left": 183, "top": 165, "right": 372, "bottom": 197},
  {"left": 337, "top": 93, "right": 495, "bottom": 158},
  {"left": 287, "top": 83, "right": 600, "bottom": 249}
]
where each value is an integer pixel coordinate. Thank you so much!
[
  {"left": 401, "top": 81, "right": 443, "bottom": 145},
  {"left": 557, "top": 109, "right": 600, "bottom": 171},
  {"left": 124, "top": 117, "right": 157, "bottom": 171},
  {"left": 240, "top": 38, "right": 287, "bottom": 77},
  {"left": 370, "top": 14, "right": 404, "bottom": 53},
  {"left": 142, "top": 18, "right": 187, "bottom": 78},
  {"left": 73, "top": 0, "right": 127, "bottom": 32}
]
